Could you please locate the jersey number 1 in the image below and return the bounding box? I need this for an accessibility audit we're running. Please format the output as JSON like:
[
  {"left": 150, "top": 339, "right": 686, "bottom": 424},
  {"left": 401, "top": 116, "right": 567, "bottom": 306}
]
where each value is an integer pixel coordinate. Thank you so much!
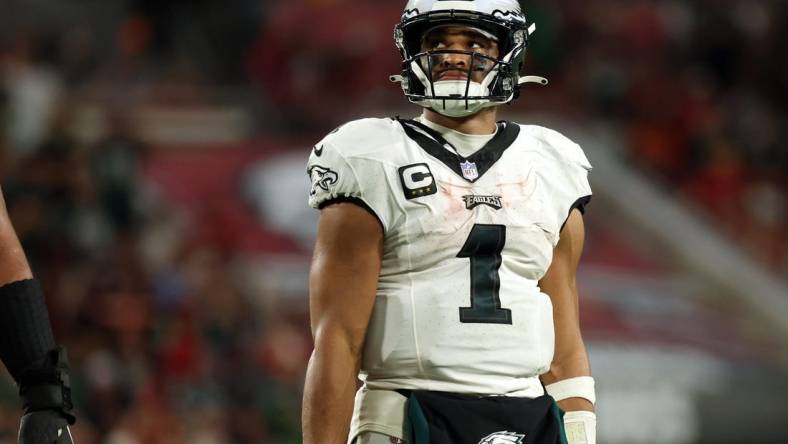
[{"left": 457, "top": 224, "right": 512, "bottom": 324}]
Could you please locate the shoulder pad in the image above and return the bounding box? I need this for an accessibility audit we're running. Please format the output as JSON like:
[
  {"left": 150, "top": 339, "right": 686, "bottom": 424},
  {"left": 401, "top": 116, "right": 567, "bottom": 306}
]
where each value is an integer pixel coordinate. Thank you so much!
[
  {"left": 317, "top": 118, "right": 400, "bottom": 158},
  {"left": 520, "top": 125, "right": 591, "bottom": 170}
]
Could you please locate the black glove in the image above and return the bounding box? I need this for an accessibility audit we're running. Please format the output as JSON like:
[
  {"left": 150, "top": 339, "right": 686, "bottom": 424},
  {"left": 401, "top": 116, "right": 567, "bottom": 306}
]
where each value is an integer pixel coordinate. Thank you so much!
[
  {"left": 19, "top": 410, "right": 73, "bottom": 444},
  {"left": 17, "top": 346, "right": 76, "bottom": 443}
]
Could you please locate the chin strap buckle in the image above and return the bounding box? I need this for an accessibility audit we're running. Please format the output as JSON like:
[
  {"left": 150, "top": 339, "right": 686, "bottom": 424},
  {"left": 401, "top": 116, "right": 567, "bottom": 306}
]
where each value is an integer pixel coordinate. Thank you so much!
[{"left": 519, "top": 75, "right": 549, "bottom": 86}]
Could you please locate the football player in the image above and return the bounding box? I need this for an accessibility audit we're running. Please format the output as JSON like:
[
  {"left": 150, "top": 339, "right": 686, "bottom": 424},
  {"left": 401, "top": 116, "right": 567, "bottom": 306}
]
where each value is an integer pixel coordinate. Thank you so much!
[
  {"left": 303, "top": 1, "right": 595, "bottom": 443},
  {"left": 0, "top": 187, "right": 76, "bottom": 444}
]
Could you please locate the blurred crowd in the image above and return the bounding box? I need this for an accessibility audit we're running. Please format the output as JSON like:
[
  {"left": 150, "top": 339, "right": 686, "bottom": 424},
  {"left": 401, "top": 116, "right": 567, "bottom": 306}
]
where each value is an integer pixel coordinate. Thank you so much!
[
  {"left": 1, "top": 3, "right": 310, "bottom": 442},
  {"left": 546, "top": 0, "right": 787, "bottom": 272},
  {"left": 0, "top": 120, "right": 310, "bottom": 443},
  {"left": 0, "top": 0, "right": 786, "bottom": 443}
]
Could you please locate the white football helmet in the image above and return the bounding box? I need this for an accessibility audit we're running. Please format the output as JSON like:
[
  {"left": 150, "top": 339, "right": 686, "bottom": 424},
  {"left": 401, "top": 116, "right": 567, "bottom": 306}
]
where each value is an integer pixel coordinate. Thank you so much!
[{"left": 391, "top": 0, "right": 547, "bottom": 117}]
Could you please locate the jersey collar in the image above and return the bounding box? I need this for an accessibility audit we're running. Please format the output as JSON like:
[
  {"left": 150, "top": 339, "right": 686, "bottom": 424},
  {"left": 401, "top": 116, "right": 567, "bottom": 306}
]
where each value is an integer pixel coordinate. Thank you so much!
[{"left": 398, "top": 118, "right": 520, "bottom": 183}]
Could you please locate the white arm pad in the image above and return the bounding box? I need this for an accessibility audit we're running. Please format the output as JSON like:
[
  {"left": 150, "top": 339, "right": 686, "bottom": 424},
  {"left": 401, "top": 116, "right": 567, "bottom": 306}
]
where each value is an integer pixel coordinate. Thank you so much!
[
  {"left": 544, "top": 376, "right": 596, "bottom": 405},
  {"left": 563, "top": 411, "right": 596, "bottom": 444}
]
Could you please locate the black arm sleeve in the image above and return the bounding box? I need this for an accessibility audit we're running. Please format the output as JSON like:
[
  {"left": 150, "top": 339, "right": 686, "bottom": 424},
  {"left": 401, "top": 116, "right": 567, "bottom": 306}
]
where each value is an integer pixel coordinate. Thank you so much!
[
  {"left": 0, "top": 279, "right": 75, "bottom": 423},
  {"left": 0, "top": 279, "right": 56, "bottom": 382}
]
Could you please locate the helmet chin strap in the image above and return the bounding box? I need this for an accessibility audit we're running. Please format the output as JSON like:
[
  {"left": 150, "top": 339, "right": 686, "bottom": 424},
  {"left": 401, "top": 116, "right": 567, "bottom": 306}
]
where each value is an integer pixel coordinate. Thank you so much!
[
  {"left": 519, "top": 76, "right": 549, "bottom": 86},
  {"left": 406, "top": 56, "right": 501, "bottom": 117},
  {"left": 389, "top": 72, "right": 550, "bottom": 89}
]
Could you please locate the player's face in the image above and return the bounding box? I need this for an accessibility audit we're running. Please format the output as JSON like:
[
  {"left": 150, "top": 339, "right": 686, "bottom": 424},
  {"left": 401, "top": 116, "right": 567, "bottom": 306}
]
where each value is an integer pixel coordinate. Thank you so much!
[{"left": 419, "top": 26, "right": 500, "bottom": 85}]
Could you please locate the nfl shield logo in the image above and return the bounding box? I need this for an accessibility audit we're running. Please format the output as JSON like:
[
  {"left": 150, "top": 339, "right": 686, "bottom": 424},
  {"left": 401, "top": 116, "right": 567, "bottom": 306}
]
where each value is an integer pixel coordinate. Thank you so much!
[{"left": 460, "top": 160, "right": 479, "bottom": 180}]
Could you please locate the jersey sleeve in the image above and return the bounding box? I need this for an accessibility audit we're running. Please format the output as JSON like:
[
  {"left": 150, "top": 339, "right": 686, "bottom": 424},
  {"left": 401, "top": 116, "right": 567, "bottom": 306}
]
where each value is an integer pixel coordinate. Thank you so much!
[
  {"left": 526, "top": 125, "right": 593, "bottom": 237},
  {"left": 559, "top": 139, "right": 593, "bottom": 216},
  {"left": 306, "top": 123, "right": 399, "bottom": 233}
]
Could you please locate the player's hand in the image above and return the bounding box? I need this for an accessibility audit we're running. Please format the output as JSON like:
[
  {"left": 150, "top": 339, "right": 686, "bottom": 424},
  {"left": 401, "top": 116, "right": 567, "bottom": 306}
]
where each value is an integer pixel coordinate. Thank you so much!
[{"left": 19, "top": 410, "right": 74, "bottom": 444}]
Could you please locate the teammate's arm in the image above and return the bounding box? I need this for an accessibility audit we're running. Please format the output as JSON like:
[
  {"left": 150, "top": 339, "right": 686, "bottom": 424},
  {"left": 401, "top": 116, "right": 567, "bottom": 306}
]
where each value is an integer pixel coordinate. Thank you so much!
[
  {"left": 540, "top": 209, "right": 593, "bottom": 411},
  {"left": 302, "top": 203, "right": 383, "bottom": 444},
  {"left": 0, "top": 189, "right": 33, "bottom": 284},
  {"left": 0, "top": 187, "right": 76, "bottom": 443}
]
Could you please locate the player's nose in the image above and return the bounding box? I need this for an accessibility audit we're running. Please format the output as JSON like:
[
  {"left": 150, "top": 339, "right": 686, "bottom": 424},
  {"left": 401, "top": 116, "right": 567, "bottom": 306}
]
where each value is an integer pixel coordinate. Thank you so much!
[{"left": 438, "top": 50, "right": 470, "bottom": 68}]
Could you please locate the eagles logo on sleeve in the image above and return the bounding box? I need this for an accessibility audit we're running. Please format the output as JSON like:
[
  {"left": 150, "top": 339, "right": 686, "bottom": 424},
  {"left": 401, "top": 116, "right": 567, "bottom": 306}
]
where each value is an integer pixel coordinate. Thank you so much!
[{"left": 308, "top": 165, "right": 339, "bottom": 196}]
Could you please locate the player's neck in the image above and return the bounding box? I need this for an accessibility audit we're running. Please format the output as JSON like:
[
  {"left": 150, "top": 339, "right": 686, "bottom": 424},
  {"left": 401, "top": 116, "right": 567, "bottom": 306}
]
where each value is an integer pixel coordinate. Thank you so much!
[{"left": 422, "top": 108, "right": 498, "bottom": 135}]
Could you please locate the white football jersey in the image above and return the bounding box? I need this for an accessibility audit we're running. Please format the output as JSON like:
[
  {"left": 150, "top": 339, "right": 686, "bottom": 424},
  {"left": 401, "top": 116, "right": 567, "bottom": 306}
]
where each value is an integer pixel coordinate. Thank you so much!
[{"left": 307, "top": 117, "right": 592, "bottom": 397}]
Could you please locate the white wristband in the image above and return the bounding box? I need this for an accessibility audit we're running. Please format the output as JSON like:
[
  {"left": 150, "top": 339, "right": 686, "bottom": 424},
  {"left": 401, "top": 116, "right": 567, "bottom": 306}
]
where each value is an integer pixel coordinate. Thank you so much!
[
  {"left": 545, "top": 376, "right": 596, "bottom": 405},
  {"left": 563, "top": 411, "right": 596, "bottom": 444}
]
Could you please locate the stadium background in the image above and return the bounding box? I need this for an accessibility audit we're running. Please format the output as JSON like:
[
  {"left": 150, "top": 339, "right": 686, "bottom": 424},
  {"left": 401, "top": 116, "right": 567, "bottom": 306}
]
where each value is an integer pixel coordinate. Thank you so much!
[{"left": 1, "top": 0, "right": 786, "bottom": 443}]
